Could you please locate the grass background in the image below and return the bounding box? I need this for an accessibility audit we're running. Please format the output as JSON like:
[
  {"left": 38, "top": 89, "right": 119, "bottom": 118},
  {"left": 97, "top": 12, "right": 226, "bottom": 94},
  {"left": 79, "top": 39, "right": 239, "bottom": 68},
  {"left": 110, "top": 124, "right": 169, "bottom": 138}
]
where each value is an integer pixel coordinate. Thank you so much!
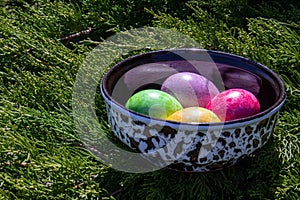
[{"left": 0, "top": 0, "right": 299, "bottom": 199}]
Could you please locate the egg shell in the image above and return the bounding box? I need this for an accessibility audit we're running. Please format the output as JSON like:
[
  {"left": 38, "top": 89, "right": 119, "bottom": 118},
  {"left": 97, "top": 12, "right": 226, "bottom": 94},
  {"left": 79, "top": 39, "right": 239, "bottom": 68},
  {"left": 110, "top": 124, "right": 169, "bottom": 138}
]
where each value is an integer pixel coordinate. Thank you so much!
[
  {"left": 206, "top": 88, "right": 260, "bottom": 121},
  {"left": 167, "top": 107, "right": 221, "bottom": 123},
  {"left": 125, "top": 89, "right": 183, "bottom": 119},
  {"left": 161, "top": 72, "right": 219, "bottom": 108}
]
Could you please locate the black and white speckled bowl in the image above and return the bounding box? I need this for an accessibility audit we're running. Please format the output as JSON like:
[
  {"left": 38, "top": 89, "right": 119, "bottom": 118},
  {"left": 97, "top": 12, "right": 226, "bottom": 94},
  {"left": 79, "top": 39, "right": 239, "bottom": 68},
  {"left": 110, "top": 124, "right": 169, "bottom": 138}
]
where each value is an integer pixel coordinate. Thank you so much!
[{"left": 100, "top": 48, "right": 286, "bottom": 172}]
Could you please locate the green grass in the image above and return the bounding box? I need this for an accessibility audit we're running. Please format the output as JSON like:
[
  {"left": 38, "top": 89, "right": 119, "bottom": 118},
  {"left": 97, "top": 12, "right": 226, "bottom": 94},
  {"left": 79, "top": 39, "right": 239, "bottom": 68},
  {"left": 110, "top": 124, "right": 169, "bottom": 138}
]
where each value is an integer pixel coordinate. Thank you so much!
[{"left": 1, "top": 0, "right": 300, "bottom": 199}]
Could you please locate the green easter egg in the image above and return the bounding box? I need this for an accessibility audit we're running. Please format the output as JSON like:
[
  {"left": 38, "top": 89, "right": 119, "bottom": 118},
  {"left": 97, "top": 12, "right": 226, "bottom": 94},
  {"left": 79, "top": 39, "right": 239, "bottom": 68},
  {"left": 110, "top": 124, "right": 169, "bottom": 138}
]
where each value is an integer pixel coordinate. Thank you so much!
[{"left": 125, "top": 89, "right": 183, "bottom": 119}]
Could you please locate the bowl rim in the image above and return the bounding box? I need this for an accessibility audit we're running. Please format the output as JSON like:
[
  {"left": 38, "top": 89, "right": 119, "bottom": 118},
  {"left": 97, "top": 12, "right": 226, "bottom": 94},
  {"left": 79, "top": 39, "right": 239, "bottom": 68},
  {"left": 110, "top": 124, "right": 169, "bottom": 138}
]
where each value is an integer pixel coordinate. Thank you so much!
[{"left": 100, "top": 48, "right": 286, "bottom": 127}]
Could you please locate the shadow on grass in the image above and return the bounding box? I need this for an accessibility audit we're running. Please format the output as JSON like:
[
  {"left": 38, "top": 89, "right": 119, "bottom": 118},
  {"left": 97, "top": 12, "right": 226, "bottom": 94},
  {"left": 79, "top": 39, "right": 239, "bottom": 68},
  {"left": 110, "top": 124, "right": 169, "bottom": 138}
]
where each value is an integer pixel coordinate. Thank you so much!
[
  {"left": 104, "top": 137, "right": 283, "bottom": 200},
  {"left": 93, "top": 93, "right": 283, "bottom": 199}
]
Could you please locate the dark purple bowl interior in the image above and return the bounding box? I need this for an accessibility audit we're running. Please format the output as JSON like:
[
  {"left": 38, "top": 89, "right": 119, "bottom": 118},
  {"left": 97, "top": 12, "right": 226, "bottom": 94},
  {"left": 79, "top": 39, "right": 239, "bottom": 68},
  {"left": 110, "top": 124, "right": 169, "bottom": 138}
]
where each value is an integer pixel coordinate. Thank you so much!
[{"left": 102, "top": 49, "right": 286, "bottom": 123}]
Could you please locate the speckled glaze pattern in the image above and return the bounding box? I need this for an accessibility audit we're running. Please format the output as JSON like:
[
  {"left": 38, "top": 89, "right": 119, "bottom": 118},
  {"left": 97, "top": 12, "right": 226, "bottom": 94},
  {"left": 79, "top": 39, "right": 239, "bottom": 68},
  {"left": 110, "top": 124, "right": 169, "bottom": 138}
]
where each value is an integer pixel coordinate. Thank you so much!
[
  {"left": 105, "top": 101, "right": 280, "bottom": 172},
  {"left": 100, "top": 49, "right": 286, "bottom": 172}
]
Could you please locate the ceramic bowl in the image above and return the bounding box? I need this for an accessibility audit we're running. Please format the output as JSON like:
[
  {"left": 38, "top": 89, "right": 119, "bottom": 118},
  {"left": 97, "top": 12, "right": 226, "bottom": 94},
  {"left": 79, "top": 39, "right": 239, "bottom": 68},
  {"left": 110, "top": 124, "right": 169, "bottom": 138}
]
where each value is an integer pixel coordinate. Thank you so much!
[{"left": 100, "top": 48, "right": 286, "bottom": 172}]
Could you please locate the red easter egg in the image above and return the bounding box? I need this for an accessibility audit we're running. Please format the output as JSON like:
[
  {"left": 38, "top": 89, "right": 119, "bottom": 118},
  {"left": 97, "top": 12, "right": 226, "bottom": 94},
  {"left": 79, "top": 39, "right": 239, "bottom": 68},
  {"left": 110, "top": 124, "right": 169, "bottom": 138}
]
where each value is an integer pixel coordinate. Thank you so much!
[{"left": 206, "top": 88, "right": 260, "bottom": 121}]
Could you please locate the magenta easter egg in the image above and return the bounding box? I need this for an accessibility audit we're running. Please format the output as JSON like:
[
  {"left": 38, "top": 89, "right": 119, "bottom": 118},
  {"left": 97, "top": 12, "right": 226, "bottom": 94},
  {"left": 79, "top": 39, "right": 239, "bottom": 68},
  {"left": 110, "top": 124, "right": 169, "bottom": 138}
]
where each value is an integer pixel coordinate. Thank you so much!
[
  {"left": 161, "top": 72, "right": 219, "bottom": 108},
  {"left": 206, "top": 88, "right": 260, "bottom": 121}
]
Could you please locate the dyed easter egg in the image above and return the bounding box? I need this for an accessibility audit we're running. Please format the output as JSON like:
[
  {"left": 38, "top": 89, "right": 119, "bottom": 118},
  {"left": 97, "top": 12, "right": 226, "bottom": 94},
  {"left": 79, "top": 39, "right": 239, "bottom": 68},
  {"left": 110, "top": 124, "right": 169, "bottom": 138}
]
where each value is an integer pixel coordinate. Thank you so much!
[
  {"left": 206, "top": 88, "right": 260, "bottom": 121},
  {"left": 161, "top": 72, "right": 219, "bottom": 108},
  {"left": 125, "top": 89, "right": 183, "bottom": 119},
  {"left": 167, "top": 107, "right": 221, "bottom": 123}
]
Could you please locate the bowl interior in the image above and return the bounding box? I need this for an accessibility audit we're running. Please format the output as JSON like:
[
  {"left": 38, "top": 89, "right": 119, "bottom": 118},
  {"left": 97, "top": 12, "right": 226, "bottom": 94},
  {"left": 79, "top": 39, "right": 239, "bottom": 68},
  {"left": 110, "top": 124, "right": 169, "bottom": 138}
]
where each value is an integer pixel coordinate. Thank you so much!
[{"left": 102, "top": 49, "right": 285, "bottom": 120}]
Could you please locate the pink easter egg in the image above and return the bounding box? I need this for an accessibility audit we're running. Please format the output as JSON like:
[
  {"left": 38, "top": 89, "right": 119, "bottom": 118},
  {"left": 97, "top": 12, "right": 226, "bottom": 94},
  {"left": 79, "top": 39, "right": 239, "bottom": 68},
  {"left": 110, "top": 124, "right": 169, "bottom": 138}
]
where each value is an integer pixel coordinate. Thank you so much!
[{"left": 206, "top": 88, "right": 260, "bottom": 121}]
